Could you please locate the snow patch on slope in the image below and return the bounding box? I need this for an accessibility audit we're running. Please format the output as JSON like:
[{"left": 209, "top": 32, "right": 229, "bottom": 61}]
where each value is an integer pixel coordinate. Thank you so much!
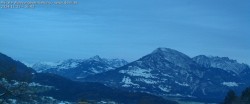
[
  {"left": 222, "top": 82, "right": 238, "bottom": 87},
  {"left": 122, "top": 76, "right": 139, "bottom": 87},
  {"left": 158, "top": 85, "right": 171, "bottom": 92},
  {"left": 136, "top": 78, "right": 157, "bottom": 84},
  {"left": 119, "top": 66, "right": 154, "bottom": 78},
  {"left": 175, "top": 81, "right": 189, "bottom": 86}
]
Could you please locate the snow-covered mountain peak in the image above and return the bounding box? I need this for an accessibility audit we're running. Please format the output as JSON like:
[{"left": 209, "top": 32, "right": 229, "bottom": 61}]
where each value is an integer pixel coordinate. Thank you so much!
[
  {"left": 32, "top": 56, "right": 128, "bottom": 80},
  {"left": 152, "top": 47, "right": 179, "bottom": 54},
  {"left": 89, "top": 55, "right": 102, "bottom": 61},
  {"left": 57, "top": 59, "right": 83, "bottom": 69},
  {"left": 32, "top": 61, "right": 63, "bottom": 73},
  {"left": 149, "top": 47, "right": 195, "bottom": 69}
]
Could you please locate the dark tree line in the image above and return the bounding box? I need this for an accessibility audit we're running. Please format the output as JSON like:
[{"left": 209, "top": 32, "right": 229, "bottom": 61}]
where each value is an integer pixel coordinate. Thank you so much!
[
  {"left": 223, "top": 87, "right": 250, "bottom": 104},
  {"left": 0, "top": 66, "right": 69, "bottom": 104}
]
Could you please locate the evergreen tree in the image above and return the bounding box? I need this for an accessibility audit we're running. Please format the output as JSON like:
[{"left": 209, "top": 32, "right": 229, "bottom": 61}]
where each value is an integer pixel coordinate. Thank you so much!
[
  {"left": 241, "top": 87, "right": 250, "bottom": 103},
  {"left": 223, "top": 90, "right": 237, "bottom": 104}
]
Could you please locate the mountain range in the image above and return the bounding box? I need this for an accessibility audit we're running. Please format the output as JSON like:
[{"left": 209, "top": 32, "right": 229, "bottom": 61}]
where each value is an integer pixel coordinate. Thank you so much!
[
  {"left": 2, "top": 47, "right": 250, "bottom": 103},
  {"left": 32, "top": 55, "right": 128, "bottom": 81},
  {"left": 0, "top": 52, "right": 178, "bottom": 104}
]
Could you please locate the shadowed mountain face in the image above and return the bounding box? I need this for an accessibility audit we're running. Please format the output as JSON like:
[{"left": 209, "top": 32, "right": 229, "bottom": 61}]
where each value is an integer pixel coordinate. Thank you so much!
[
  {"left": 0, "top": 52, "right": 178, "bottom": 104},
  {"left": 84, "top": 48, "right": 250, "bottom": 101},
  {"left": 0, "top": 53, "right": 35, "bottom": 82}
]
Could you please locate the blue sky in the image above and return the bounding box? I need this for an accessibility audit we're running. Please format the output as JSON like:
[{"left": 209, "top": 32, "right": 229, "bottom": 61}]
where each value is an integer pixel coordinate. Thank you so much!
[{"left": 0, "top": 0, "right": 250, "bottom": 64}]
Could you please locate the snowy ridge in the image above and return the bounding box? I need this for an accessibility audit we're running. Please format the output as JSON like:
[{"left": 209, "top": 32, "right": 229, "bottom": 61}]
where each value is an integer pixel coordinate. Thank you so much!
[
  {"left": 221, "top": 82, "right": 238, "bottom": 87},
  {"left": 32, "top": 61, "right": 63, "bottom": 73},
  {"left": 57, "top": 59, "right": 82, "bottom": 70},
  {"left": 193, "top": 55, "right": 249, "bottom": 74},
  {"left": 32, "top": 56, "right": 128, "bottom": 81},
  {"left": 122, "top": 76, "right": 139, "bottom": 87}
]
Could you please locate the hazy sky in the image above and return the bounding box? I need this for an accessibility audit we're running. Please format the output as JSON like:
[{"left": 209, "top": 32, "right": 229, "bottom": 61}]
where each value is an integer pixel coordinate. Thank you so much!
[{"left": 0, "top": 0, "right": 249, "bottom": 64}]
